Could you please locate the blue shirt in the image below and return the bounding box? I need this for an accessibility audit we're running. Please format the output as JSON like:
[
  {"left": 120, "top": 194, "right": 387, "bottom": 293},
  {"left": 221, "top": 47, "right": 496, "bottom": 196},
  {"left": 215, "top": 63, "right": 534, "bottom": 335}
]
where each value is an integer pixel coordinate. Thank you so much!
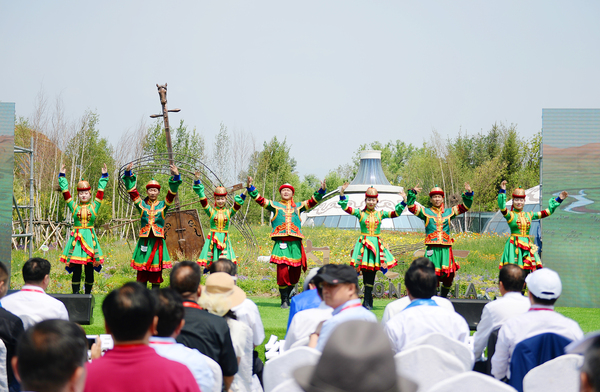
[
  {"left": 316, "top": 298, "right": 377, "bottom": 351},
  {"left": 149, "top": 336, "right": 215, "bottom": 392},
  {"left": 287, "top": 289, "right": 322, "bottom": 331}
]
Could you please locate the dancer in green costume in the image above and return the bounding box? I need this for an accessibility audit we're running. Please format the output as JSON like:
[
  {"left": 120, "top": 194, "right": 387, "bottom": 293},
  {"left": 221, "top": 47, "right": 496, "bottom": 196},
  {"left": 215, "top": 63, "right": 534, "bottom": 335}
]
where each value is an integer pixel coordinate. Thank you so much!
[
  {"left": 193, "top": 171, "right": 246, "bottom": 269},
  {"left": 246, "top": 176, "right": 326, "bottom": 308},
  {"left": 498, "top": 180, "right": 567, "bottom": 271},
  {"left": 59, "top": 163, "right": 108, "bottom": 294},
  {"left": 338, "top": 183, "right": 406, "bottom": 309},
  {"left": 407, "top": 183, "right": 473, "bottom": 298},
  {"left": 122, "top": 162, "right": 181, "bottom": 289}
]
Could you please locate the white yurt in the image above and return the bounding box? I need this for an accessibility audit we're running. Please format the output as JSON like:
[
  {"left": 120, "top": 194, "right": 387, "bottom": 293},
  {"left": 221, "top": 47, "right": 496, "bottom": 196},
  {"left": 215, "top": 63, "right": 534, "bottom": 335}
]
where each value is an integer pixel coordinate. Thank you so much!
[{"left": 303, "top": 150, "right": 425, "bottom": 232}]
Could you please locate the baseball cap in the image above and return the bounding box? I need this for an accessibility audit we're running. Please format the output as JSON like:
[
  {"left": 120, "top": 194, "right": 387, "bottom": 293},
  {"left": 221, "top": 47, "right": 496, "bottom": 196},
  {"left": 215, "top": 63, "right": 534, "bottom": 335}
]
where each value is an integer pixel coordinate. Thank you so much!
[
  {"left": 526, "top": 268, "right": 562, "bottom": 300},
  {"left": 313, "top": 264, "right": 358, "bottom": 287}
]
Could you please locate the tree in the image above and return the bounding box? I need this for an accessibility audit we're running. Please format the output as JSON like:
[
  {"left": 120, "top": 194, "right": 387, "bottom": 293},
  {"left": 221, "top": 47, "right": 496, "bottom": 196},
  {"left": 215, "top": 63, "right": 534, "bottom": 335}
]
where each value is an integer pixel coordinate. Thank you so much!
[
  {"left": 245, "top": 137, "right": 298, "bottom": 224},
  {"left": 211, "top": 123, "right": 231, "bottom": 185}
]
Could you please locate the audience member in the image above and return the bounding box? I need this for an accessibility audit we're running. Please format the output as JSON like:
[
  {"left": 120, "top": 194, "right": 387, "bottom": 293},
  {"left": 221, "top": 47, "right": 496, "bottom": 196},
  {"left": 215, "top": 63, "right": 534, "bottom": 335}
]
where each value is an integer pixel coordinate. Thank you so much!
[
  {"left": 491, "top": 268, "right": 584, "bottom": 381},
  {"left": 566, "top": 332, "right": 600, "bottom": 392},
  {"left": 171, "top": 261, "right": 238, "bottom": 390},
  {"left": 210, "top": 258, "right": 265, "bottom": 385},
  {"left": 308, "top": 264, "right": 377, "bottom": 351},
  {"left": 199, "top": 272, "right": 253, "bottom": 392},
  {"left": 0, "top": 262, "right": 24, "bottom": 391},
  {"left": 384, "top": 258, "right": 469, "bottom": 353},
  {"left": 294, "top": 320, "right": 417, "bottom": 392},
  {"left": 472, "top": 264, "right": 530, "bottom": 361},
  {"left": 211, "top": 259, "right": 265, "bottom": 347},
  {"left": 85, "top": 282, "right": 200, "bottom": 392},
  {"left": 284, "top": 297, "right": 333, "bottom": 352},
  {"left": 381, "top": 258, "right": 455, "bottom": 325},
  {"left": 287, "top": 267, "right": 322, "bottom": 330},
  {"left": 1, "top": 258, "right": 69, "bottom": 330},
  {"left": 150, "top": 288, "right": 215, "bottom": 392},
  {"left": 12, "top": 319, "right": 87, "bottom": 392}
]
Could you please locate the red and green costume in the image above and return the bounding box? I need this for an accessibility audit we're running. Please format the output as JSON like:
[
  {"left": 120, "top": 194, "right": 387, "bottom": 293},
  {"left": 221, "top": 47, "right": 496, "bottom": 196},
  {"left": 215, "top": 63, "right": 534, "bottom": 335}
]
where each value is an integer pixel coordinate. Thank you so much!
[
  {"left": 193, "top": 181, "right": 246, "bottom": 268},
  {"left": 122, "top": 170, "right": 181, "bottom": 285},
  {"left": 338, "top": 196, "right": 403, "bottom": 273},
  {"left": 59, "top": 173, "right": 108, "bottom": 294},
  {"left": 407, "top": 188, "right": 473, "bottom": 295},
  {"left": 498, "top": 189, "right": 563, "bottom": 270},
  {"left": 248, "top": 183, "right": 325, "bottom": 307}
]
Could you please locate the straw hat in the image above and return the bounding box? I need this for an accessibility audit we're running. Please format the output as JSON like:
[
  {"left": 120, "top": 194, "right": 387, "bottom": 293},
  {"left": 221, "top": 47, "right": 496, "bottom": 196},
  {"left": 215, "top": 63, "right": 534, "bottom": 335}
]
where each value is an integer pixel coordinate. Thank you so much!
[{"left": 198, "top": 272, "right": 246, "bottom": 317}]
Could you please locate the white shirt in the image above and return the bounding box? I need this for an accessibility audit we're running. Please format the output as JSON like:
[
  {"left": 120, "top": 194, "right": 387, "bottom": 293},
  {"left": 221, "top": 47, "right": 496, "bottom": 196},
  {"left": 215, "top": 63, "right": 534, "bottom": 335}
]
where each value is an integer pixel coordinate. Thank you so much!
[
  {"left": 283, "top": 302, "right": 333, "bottom": 351},
  {"left": 472, "top": 292, "right": 531, "bottom": 360},
  {"left": 384, "top": 301, "right": 470, "bottom": 353},
  {"left": 232, "top": 299, "right": 265, "bottom": 346},
  {"left": 316, "top": 298, "right": 377, "bottom": 351},
  {"left": 227, "top": 318, "right": 253, "bottom": 392},
  {"left": 1, "top": 285, "right": 69, "bottom": 330},
  {"left": 382, "top": 295, "right": 455, "bottom": 324},
  {"left": 149, "top": 336, "right": 215, "bottom": 392},
  {"left": 491, "top": 305, "right": 584, "bottom": 380}
]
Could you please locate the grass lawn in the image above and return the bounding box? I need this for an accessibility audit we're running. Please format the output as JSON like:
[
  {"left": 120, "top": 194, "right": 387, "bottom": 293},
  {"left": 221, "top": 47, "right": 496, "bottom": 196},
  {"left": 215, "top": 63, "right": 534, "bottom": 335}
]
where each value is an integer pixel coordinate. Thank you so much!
[{"left": 83, "top": 295, "right": 600, "bottom": 362}]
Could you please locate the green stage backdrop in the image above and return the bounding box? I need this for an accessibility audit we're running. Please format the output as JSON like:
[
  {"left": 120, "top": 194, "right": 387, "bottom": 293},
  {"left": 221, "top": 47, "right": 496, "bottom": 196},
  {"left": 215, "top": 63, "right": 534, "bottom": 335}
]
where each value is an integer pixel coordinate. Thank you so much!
[
  {"left": 0, "top": 103, "right": 15, "bottom": 274},
  {"left": 542, "top": 109, "right": 600, "bottom": 308}
]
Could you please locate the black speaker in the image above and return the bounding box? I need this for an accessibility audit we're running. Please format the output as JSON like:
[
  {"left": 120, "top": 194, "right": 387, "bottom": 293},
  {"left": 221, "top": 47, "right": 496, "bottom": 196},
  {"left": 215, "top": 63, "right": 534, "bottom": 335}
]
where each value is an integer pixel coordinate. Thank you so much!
[
  {"left": 7, "top": 290, "right": 95, "bottom": 325},
  {"left": 449, "top": 299, "right": 489, "bottom": 330},
  {"left": 49, "top": 294, "right": 95, "bottom": 325}
]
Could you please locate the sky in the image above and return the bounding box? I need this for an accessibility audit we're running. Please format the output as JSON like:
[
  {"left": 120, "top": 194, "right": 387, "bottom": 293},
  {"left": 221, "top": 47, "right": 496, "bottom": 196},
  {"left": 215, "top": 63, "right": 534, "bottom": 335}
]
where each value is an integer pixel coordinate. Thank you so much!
[{"left": 1, "top": 1, "right": 600, "bottom": 179}]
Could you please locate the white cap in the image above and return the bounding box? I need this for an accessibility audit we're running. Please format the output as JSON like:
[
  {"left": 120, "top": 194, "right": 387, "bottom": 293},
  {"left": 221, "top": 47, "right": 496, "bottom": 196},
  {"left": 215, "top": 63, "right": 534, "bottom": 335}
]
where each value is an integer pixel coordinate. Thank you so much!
[
  {"left": 303, "top": 267, "right": 321, "bottom": 291},
  {"left": 526, "top": 268, "right": 562, "bottom": 300}
]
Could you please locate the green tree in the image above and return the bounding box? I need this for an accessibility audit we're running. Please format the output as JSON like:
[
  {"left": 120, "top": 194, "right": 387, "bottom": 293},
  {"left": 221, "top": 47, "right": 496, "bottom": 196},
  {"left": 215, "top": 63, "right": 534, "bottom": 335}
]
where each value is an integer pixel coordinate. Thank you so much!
[{"left": 245, "top": 137, "right": 299, "bottom": 224}]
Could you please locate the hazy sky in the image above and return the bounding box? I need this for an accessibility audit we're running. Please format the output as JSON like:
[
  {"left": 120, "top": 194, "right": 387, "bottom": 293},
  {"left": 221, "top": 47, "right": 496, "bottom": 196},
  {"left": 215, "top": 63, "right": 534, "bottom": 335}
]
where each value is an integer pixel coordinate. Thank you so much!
[{"left": 2, "top": 1, "right": 599, "bottom": 179}]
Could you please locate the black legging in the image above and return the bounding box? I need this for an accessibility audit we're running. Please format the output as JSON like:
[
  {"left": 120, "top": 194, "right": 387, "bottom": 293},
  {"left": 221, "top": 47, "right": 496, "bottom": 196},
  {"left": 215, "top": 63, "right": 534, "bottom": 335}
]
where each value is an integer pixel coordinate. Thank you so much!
[
  {"left": 362, "top": 269, "right": 376, "bottom": 287},
  {"left": 72, "top": 262, "right": 94, "bottom": 285}
]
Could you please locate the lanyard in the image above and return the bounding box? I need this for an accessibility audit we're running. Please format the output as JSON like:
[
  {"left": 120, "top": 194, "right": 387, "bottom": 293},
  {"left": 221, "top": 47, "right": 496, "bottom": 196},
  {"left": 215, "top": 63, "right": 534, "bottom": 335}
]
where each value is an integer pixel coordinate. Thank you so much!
[
  {"left": 21, "top": 288, "right": 44, "bottom": 294},
  {"left": 183, "top": 301, "right": 203, "bottom": 310},
  {"left": 150, "top": 340, "right": 175, "bottom": 345},
  {"left": 339, "top": 302, "right": 362, "bottom": 313},
  {"left": 529, "top": 307, "right": 554, "bottom": 312}
]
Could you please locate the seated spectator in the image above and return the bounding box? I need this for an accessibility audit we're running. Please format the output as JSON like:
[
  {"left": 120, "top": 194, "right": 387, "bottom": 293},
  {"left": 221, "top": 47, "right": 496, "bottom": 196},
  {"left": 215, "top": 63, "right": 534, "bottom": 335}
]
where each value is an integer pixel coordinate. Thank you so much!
[
  {"left": 210, "top": 258, "right": 265, "bottom": 385},
  {"left": 286, "top": 267, "right": 322, "bottom": 330},
  {"left": 308, "top": 264, "right": 377, "bottom": 351},
  {"left": 171, "top": 261, "right": 238, "bottom": 391},
  {"left": 1, "top": 258, "right": 69, "bottom": 330},
  {"left": 384, "top": 258, "right": 469, "bottom": 353},
  {"left": 472, "top": 264, "right": 530, "bottom": 361},
  {"left": 294, "top": 320, "right": 417, "bottom": 392},
  {"left": 284, "top": 267, "right": 333, "bottom": 351},
  {"left": 382, "top": 258, "right": 455, "bottom": 325},
  {"left": 150, "top": 288, "right": 215, "bottom": 392},
  {"left": 491, "top": 268, "right": 584, "bottom": 381},
  {"left": 85, "top": 282, "right": 200, "bottom": 392},
  {"left": 566, "top": 332, "right": 600, "bottom": 392},
  {"left": 12, "top": 319, "right": 87, "bottom": 392},
  {"left": 199, "top": 272, "right": 253, "bottom": 392},
  {"left": 211, "top": 258, "right": 265, "bottom": 347},
  {"left": 0, "top": 262, "right": 24, "bottom": 391}
]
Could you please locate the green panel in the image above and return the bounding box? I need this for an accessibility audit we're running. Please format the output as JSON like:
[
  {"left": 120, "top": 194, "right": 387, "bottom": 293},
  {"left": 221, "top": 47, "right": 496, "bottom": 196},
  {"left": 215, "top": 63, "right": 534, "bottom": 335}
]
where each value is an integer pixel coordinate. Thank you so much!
[
  {"left": 542, "top": 109, "right": 600, "bottom": 308},
  {"left": 0, "top": 103, "right": 15, "bottom": 272}
]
